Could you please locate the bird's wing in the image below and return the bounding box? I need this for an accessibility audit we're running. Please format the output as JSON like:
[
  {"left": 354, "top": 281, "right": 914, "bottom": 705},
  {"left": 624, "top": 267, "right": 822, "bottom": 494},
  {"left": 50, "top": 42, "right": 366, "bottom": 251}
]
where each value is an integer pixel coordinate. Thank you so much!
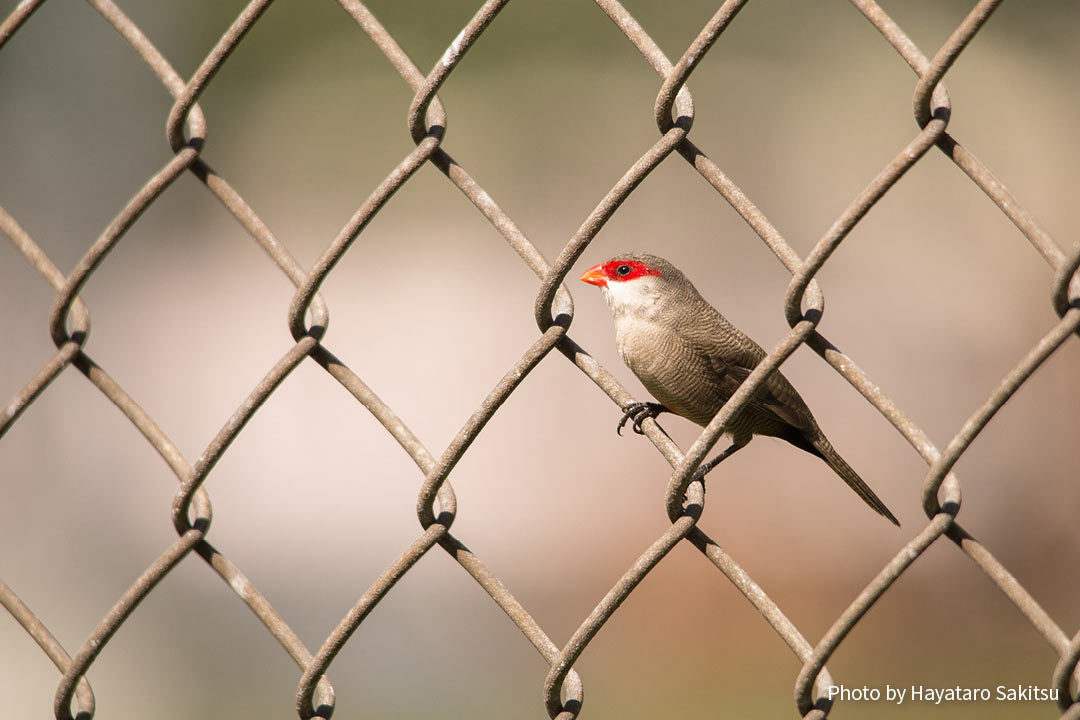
[{"left": 706, "top": 352, "right": 815, "bottom": 432}]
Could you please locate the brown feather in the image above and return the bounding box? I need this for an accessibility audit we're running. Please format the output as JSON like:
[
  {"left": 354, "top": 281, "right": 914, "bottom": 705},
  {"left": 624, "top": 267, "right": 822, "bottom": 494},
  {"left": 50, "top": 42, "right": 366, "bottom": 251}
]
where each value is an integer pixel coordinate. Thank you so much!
[{"left": 596, "top": 252, "right": 899, "bottom": 526}]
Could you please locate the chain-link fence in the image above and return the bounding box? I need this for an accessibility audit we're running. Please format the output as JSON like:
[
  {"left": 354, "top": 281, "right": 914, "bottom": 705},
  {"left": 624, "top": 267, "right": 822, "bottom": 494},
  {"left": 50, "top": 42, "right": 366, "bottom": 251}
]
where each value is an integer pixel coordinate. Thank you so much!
[{"left": 2, "top": 0, "right": 1078, "bottom": 718}]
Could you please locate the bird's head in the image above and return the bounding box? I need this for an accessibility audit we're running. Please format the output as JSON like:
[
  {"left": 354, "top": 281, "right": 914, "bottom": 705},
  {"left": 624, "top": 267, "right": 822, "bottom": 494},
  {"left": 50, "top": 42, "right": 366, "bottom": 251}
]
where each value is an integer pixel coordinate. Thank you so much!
[{"left": 579, "top": 253, "right": 687, "bottom": 321}]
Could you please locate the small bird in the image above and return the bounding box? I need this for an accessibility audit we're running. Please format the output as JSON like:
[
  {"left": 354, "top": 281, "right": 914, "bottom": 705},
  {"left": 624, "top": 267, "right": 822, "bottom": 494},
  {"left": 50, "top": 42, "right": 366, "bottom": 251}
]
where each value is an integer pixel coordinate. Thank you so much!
[{"left": 580, "top": 252, "right": 898, "bottom": 525}]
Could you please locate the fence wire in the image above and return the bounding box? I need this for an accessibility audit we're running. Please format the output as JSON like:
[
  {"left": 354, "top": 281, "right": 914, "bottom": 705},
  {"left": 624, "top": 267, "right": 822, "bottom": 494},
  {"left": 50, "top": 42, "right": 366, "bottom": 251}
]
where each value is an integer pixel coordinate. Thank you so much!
[{"left": 1, "top": 0, "right": 1078, "bottom": 718}]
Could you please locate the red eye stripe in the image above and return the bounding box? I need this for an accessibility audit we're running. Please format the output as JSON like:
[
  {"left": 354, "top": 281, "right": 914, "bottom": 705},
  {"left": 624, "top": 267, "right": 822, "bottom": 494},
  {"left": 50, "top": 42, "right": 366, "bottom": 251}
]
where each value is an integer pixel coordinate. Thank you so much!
[{"left": 603, "top": 259, "right": 662, "bottom": 282}]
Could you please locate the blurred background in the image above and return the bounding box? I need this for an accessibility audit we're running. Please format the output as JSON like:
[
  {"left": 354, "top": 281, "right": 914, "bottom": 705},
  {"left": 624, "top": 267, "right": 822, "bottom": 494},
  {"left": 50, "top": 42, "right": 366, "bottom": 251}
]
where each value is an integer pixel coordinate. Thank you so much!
[{"left": 1, "top": 0, "right": 1078, "bottom": 718}]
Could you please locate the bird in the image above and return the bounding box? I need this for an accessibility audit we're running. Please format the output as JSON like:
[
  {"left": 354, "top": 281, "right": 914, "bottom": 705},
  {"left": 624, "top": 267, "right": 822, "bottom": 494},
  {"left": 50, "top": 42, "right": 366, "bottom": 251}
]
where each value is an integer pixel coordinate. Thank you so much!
[{"left": 580, "top": 251, "right": 899, "bottom": 525}]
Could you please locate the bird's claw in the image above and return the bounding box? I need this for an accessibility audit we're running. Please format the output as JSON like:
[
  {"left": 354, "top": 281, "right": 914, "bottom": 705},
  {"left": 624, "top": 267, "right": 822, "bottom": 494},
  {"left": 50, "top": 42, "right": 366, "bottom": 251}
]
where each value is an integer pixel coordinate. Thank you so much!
[{"left": 616, "top": 401, "right": 667, "bottom": 436}]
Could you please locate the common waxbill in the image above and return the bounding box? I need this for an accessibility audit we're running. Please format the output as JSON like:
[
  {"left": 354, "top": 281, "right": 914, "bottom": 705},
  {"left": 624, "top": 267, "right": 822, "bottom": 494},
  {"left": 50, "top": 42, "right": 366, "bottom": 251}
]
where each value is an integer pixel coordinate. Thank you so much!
[{"left": 580, "top": 252, "right": 899, "bottom": 526}]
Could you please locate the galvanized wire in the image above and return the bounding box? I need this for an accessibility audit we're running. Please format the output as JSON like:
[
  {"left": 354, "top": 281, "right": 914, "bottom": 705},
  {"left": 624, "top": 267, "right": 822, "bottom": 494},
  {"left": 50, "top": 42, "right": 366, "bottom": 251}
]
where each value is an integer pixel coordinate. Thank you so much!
[{"left": 1, "top": 1, "right": 1077, "bottom": 718}]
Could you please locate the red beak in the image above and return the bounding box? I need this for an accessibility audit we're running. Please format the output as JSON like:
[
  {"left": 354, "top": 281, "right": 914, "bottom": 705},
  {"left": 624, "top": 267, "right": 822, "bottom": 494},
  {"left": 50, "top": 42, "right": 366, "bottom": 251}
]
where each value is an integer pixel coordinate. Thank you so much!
[{"left": 580, "top": 263, "right": 608, "bottom": 287}]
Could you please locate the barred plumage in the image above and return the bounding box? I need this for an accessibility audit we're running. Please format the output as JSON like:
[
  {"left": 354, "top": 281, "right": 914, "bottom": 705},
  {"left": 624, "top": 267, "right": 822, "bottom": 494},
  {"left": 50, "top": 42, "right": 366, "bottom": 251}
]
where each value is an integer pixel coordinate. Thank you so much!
[{"left": 582, "top": 252, "right": 899, "bottom": 526}]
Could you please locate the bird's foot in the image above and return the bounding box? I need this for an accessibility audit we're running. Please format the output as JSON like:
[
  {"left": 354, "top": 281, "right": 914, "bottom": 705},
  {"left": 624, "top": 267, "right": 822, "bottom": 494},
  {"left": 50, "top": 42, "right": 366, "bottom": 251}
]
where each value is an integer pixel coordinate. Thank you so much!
[
  {"left": 680, "top": 484, "right": 705, "bottom": 507},
  {"left": 685, "top": 442, "right": 744, "bottom": 498},
  {"left": 683, "top": 467, "right": 709, "bottom": 505},
  {"left": 617, "top": 401, "right": 668, "bottom": 436}
]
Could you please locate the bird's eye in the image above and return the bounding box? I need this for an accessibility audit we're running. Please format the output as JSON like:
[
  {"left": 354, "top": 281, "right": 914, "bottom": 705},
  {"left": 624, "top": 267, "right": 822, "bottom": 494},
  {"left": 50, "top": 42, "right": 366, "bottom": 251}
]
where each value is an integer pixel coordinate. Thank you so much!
[{"left": 616, "top": 264, "right": 632, "bottom": 276}]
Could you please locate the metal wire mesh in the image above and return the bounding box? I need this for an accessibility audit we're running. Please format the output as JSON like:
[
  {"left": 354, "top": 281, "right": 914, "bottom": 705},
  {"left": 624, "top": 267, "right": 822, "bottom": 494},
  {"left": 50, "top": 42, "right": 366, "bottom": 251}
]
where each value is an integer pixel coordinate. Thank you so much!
[{"left": 2, "top": 1, "right": 1078, "bottom": 718}]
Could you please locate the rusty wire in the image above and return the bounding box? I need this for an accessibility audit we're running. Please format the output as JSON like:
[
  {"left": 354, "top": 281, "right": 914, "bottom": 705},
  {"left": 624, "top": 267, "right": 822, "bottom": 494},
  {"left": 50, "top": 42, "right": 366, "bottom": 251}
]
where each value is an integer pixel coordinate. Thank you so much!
[{"left": 1, "top": 0, "right": 1077, "bottom": 718}]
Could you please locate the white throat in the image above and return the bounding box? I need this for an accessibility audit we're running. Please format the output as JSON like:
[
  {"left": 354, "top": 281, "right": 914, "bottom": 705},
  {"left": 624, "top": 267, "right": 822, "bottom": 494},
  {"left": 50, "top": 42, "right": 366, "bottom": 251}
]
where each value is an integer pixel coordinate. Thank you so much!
[{"left": 601, "top": 278, "right": 665, "bottom": 324}]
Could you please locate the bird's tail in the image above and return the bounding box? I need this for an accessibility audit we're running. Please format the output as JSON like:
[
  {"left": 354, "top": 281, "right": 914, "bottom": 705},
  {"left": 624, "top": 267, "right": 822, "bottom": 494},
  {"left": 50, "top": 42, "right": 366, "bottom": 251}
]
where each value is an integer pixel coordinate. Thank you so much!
[{"left": 787, "top": 430, "right": 900, "bottom": 526}]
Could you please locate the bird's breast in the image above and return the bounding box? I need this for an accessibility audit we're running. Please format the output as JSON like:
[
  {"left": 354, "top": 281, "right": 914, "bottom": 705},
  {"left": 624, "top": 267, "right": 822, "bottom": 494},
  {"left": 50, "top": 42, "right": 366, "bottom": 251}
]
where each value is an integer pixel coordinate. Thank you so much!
[{"left": 614, "top": 318, "right": 725, "bottom": 426}]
